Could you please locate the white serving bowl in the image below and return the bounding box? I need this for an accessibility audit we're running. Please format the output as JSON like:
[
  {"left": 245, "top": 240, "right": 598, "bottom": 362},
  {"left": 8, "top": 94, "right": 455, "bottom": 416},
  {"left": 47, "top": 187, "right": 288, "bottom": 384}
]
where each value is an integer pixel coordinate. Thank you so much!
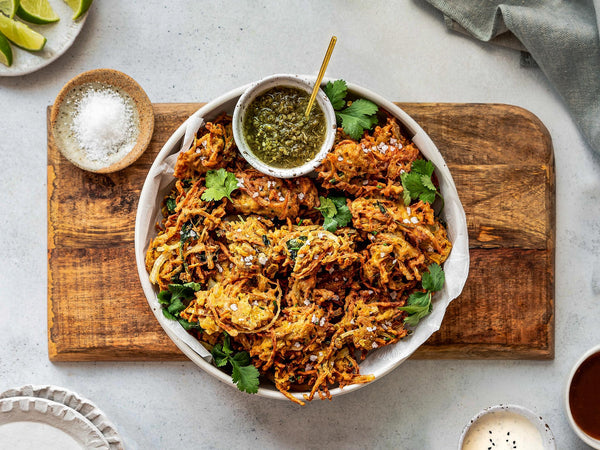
[
  {"left": 565, "top": 344, "right": 600, "bottom": 449},
  {"left": 458, "top": 404, "right": 556, "bottom": 449},
  {"left": 232, "top": 74, "right": 337, "bottom": 178},
  {"left": 135, "top": 76, "right": 470, "bottom": 404}
]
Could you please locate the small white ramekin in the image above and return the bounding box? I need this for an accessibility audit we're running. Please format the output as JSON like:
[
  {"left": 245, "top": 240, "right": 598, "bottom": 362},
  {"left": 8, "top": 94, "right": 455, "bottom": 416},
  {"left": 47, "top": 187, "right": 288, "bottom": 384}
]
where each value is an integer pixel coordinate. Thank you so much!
[
  {"left": 458, "top": 404, "right": 556, "bottom": 449},
  {"left": 565, "top": 344, "right": 600, "bottom": 449},
  {"left": 232, "top": 74, "right": 337, "bottom": 178}
]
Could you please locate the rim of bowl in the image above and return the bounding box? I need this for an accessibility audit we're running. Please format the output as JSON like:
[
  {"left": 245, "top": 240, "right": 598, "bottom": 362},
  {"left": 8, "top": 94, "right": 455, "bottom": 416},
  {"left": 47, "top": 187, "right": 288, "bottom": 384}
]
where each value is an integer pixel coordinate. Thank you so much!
[
  {"left": 564, "top": 344, "right": 600, "bottom": 449},
  {"left": 49, "top": 68, "right": 154, "bottom": 174},
  {"left": 135, "top": 76, "right": 470, "bottom": 404},
  {"left": 232, "top": 74, "right": 337, "bottom": 178},
  {"left": 458, "top": 404, "right": 556, "bottom": 450}
]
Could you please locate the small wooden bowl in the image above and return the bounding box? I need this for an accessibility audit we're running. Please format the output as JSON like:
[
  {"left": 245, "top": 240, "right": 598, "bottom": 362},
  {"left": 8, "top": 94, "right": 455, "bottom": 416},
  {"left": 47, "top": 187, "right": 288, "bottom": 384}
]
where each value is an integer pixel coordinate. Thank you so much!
[{"left": 50, "top": 68, "right": 154, "bottom": 173}]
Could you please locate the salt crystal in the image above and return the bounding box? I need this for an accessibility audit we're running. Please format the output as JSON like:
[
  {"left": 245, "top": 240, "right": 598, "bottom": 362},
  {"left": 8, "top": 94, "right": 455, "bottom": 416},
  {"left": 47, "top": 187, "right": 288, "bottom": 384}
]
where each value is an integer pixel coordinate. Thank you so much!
[
  {"left": 230, "top": 304, "right": 238, "bottom": 311},
  {"left": 71, "top": 86, "right": 137, "bottom": 164}
]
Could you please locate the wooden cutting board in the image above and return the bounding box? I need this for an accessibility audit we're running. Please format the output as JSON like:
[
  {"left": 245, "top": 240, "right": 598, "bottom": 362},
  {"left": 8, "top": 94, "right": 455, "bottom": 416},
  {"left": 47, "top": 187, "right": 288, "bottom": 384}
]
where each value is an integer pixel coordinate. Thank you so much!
[{"left": 47, "top": 103, "right": 555, "bottom": 361}]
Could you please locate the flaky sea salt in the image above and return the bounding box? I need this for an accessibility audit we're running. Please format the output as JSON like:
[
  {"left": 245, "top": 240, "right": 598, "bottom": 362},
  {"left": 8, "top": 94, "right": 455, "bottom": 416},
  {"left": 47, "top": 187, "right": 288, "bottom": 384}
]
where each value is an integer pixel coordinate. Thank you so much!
[{"left": 70, "top": 86, "right": 137, "bottom": 163}]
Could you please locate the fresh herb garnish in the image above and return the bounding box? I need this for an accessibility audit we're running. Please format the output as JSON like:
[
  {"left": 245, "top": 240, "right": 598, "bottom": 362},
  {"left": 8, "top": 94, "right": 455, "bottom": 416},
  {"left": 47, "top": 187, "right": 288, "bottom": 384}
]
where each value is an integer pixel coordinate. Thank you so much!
[
  {"left": 180, "top": 221, "right": 198, "bottom": 246},
  {"left": 315, "top": 196, "right": 352, "bottom": 232},
  {"left": 286, "top": 236, "right": 308, "bottom": 259},
  {"left": 166, "top": 197, "right": 177, "bottom": 214},
  {"left": 201, "top": 168, "right": 238, "bottom": 202},
  {"left": 401, "top": 160, "right": 442, "bottom": 206},
  {"left": 211, "top": 333, "right": 260, "bottom": 394},
  {"left": 323, "top": 79, "right": 379, "bottom": 140},
  {"left": 157, "top": 282, "right": 203, "bottom": 330},
  {"left": 261, "top": 234, "right": 271, "bottom": 247},
  {"left": 399, "top": 263, "right": 445, "bottom": 326}
]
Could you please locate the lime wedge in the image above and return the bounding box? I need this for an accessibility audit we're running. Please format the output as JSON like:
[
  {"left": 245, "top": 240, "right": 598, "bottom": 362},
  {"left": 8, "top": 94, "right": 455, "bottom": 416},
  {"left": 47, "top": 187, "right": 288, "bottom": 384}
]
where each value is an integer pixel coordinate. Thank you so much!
[
  {"left": 0, "top": 32, "right": 13, "bottom": 66},
  {"left": 63, "top": 0, "right": 92, "bottom": 20},
  {"left": 0, "top": 13, "right": 45, "bottom": 51},
  {"left": 17, "top": 0, "right": 59, "bottom": 24},
  {"left": 0, "top": 0, "right": 19, "bottom": 19}
]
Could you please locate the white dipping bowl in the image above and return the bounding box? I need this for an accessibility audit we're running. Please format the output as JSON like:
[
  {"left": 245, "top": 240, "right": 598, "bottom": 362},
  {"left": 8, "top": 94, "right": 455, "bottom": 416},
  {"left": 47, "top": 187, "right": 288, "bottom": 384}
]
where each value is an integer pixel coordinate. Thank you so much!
[
  {"left": 458, "top": 404, "right": 556, "bottom": 450},
  {"left": 232, "top": 74, "right": 337, "bottom": 178},
  {"left": 565, "top": 344, "right": 600, "bottom": 449}
]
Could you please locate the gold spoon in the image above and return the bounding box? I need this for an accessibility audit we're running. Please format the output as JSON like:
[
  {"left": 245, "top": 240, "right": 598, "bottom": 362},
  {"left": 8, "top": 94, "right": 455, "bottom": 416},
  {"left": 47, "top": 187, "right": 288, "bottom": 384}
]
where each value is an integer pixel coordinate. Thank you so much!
[{"left": 305, "top": 36, "right": 337, "bottom": 118}]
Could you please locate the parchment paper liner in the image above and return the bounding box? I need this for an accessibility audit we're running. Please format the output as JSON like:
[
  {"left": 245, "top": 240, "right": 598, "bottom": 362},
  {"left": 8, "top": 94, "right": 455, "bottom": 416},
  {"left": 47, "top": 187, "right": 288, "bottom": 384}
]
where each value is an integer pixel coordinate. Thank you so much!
[{"left": 135, "top": 77, "right": 470, "bottom": 403}]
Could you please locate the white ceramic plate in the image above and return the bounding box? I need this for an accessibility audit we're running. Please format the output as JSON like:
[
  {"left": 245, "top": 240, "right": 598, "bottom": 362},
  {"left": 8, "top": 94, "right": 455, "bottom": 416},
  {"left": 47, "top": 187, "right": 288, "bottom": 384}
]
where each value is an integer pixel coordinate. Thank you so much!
[
  {"left": 0, "top": 385, "right": 123, "bottom": 449},
  {"left": 0, "top": 0, "right": 89, "bottom": 77},
  {"left": 0, "top": 396, "right": 109, "bottom": 449},
  {"left": 135, "top": 76, "right": 470, "bottom": 403}
]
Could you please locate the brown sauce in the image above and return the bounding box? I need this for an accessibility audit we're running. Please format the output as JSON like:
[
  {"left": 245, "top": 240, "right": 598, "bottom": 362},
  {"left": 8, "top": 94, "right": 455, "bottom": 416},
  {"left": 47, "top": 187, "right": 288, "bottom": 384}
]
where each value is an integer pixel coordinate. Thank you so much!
[{"left": 569, "top": 351, "right": 600, "bottom": 439}]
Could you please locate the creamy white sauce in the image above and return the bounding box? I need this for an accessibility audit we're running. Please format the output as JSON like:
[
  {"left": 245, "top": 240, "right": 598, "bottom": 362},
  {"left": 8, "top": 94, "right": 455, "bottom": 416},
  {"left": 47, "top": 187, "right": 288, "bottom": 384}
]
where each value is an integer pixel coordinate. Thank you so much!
[
  {"left": 462, "top": 411, "right": 544, "bottom": 450},
  {"left": 0, "top": 421, "right": 83, "bottom": 449}
]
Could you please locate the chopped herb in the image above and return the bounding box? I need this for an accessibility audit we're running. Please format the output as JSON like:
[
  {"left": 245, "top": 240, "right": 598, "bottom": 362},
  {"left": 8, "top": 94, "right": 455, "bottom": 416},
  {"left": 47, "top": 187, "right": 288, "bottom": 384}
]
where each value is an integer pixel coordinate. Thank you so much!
[
  {"left": 180, "top": 221, "right": 198, "bottom": 246},
  {"left": 262, "top": 234, "right": 271, "bottom": 246},
  {"left": 157, "top": 282, "right": 203, "bottom": 330},
  {"left": 211, "top": 333, "right": 260, "bottom": 394},
  {"left": 315, "top": 196, "right": 352, "bottom": 232},
  {"left": 324, "top": 79, "right": 379, "bottom": 140},
  {"left": 399, "top": 263, "right": 445, "bottom": 326},
  {"left": 376, "top": 201, "right": 387, "bottom": 214},
  {"left": 166, "top": 197, "right": 177, "bottom": 214},
  {"left": 201, "top": 168, "right": 238, "bottom": 202},
  {"left": 286, "top": 236, "right": 308, "bottom": 259},
  {"left": 401, "top": 160, "right": 442, "bottom": 206}
]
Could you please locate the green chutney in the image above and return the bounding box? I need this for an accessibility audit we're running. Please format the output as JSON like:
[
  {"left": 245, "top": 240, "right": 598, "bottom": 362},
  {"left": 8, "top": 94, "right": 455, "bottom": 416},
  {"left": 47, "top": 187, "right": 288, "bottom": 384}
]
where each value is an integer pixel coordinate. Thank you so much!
[{"left": 242, "top": 86, "right": 327, "bottom": 169}]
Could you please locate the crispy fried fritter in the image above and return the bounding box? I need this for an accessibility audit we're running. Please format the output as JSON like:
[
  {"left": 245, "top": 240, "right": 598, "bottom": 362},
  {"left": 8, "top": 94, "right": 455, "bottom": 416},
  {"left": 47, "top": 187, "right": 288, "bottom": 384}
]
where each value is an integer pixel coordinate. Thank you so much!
[{"left": 146, "top": 114, "right": 452, "bottom": 405}]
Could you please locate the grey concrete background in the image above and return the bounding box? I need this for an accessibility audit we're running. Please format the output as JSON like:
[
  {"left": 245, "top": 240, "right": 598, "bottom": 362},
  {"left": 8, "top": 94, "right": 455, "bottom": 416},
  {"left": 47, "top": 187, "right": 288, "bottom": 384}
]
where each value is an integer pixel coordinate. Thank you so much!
[{"left": 0, "top": 1, "right": 598, "bottom": 448}]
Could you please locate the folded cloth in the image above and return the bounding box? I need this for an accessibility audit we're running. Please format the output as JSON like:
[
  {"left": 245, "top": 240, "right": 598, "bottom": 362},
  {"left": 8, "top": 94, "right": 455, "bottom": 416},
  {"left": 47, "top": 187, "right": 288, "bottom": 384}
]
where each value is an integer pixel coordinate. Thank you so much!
[{"left": 424, "top": 0, "right": 600, "bottom": 155}]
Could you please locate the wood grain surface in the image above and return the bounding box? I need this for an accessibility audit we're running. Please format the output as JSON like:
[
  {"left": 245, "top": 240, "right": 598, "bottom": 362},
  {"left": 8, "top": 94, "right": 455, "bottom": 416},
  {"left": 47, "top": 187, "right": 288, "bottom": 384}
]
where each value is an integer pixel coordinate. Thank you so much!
[{"left": 47, "top": 102, "right": 555, "bottom": 361}]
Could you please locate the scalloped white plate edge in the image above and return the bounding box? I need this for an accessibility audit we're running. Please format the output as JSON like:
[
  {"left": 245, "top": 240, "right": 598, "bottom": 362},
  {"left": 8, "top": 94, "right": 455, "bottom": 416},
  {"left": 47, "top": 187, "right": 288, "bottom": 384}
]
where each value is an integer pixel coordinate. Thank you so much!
[
  {"left": 0, "top": 385, "right": 123, "bottom": 449},
  {"left": 0, "top": 396, "right": 109, "bottom": 449}
]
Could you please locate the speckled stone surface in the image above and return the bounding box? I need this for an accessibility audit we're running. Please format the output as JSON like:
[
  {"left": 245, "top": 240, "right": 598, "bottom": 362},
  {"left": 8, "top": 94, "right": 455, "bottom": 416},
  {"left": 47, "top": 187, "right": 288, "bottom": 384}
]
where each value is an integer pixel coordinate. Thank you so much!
[{"left": 0, "top": 1, "right": 598, "bottom": 449}]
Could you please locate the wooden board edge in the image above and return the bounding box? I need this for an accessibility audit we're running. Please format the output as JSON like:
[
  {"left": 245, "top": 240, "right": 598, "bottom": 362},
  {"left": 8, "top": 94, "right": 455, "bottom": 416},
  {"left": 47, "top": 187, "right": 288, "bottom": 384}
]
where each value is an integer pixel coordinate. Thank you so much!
[
  {"left": 49, "top": 347, "right": 187, "bottom": 362},
  {"left": 411, "top": 344, "right": 554, "bottom": 360}
]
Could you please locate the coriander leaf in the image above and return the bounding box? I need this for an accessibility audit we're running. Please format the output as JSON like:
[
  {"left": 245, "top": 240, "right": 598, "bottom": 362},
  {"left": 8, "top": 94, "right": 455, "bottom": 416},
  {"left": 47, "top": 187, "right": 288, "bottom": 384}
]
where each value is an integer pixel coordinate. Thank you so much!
[
  {"left": 231, "top": 363, "right": 260, "bottom": 394},
  {"left": 322, "top": 217, "right": 339, "bottom": 233},
  {"left": 420, "top": 174, "right": 436, "bottom": 191},
  {"left": 399, "top": 291, "right": 432, "bottom": 326},
  {"left": 167, "top": 298, "right": 186, "bottom": 315},
  {"left": 315, "top": 196, "right": 337, "bottom": 218},
  {"left": 403, "top": 308, "right": 431, "bottom": 327},
  {"left": 343, "top": 98, "right": 379, "bottom": 116},
  {"left": 329, "top": 197, "right": 352, "bottom": 227},
  {"left": 412, "top": 159, "right": 435, "bottom": 177},
  {"left": 212, "top": 335, "right": 260, "bottom": 394},
  {"left": 422, "top": 263, "right": 445, "bottom": 292},
  {"left": 401, "top": 171, "right": 436, "bottom": 205},
  {"left": 401, "top": 172, "right": 426, "bottom": 199},
  {"left": 420, "top": 190, "right": 436, "bottom": 204},
  {"left": 162, "top": 309, "right": 177, "bottom": 321},
  {"left": 232, "top": 350, "right": 251, "bottom": 366},
  {"left": 201, "top": 168, "right": 238, "bottom": 202},
  {"left": 336, "top": 100, "right": 379, "bottom": 140},
  {"left": 211, "top": 343, "right": 229, "bottom": 367},
  {"left": 178, "top": 317, "right": 203, "bottom": 331},
  {"left": 166, "top": 197, "right": 177, "bottom": 214},
  {"left": 323, "top": 79, "right": 348, "bottom": 110},
  {"left": 316, "top": 196, "right": 351, "bottom": 232},
  {"left": 157, "top": 290, "right": 171, "bottom": 305}
]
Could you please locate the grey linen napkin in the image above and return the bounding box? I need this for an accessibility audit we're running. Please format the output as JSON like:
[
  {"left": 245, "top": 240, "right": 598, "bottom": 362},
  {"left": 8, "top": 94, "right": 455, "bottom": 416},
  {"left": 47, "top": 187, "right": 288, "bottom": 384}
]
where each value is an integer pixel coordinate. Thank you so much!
[{"left": 424, "top": 0, "right": 600, "bottom": 156}]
